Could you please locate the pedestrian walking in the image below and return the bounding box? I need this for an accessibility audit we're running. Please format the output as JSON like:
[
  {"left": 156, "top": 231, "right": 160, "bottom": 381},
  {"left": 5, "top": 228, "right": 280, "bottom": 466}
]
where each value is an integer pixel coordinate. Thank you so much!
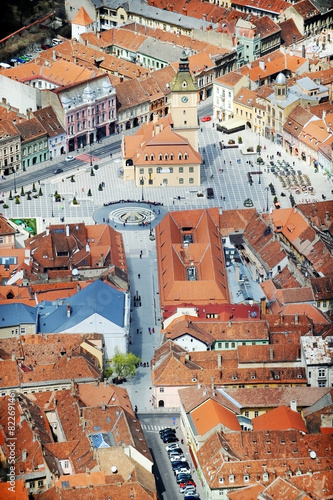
[
  {"left": 148, "top": 327, "right": 151, "bottom": 334},
  {"left": 152, "top": 328, "right": 155, "bottom": 333},
  {"left": 140, "top": 328, "right": 142, "bottom": 334},
  {"left": 138, "top": 273, "right": 141, "bottom": 279},
  {"left": 137, "top": 328, "right": 139, "bottom": 334}
]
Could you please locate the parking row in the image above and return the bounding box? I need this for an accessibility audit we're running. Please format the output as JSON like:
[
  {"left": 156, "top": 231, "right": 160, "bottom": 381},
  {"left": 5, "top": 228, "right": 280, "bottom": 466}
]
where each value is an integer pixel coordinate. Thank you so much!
[{"left": 159, "top": 428, "right": 200, "bottom": 500}]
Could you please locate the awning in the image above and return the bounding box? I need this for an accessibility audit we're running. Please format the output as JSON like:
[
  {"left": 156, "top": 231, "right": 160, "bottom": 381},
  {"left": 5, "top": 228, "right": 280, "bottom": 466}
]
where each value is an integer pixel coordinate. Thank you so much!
[{"left": 220, "top": 117, "right": 247, "bottom": 131}]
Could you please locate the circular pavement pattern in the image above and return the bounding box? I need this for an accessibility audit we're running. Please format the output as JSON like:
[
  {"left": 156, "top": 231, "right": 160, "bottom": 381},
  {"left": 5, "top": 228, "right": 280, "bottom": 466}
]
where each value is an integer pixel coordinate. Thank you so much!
[{"left": 93, "top": 201, "right": 167, "bottom": 231}]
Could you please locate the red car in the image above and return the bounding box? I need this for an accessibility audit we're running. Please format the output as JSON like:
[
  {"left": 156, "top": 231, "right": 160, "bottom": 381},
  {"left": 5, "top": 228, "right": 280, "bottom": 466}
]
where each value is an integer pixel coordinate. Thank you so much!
[
  {"left": 201, "top": 116, "right": 211, "bottom": 122},
  {"left": 179, "top": 480, "right": 196, "bottom": 493}
]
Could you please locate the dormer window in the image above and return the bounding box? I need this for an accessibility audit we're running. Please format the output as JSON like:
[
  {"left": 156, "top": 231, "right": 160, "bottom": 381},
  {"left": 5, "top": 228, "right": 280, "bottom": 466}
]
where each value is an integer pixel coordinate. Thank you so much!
[
  {"left": 244, "top": 474, "right": 250, "bottom": 482},
  {"left": 178, "top": 153, "right": 182, "bottom": 160},
  {"left": 145, "top": 154, "right": 148, "bottom": 161},
  {"left": 150, "top": 154, "right": 154, "bottom": 161},
  {"left": 184, "top": 153, "right": 188, "bottom": 160},
  {"left": 229, "top": 474, "right": 235, "bottom": 483},
  {"left": 170, "top": 153, "right": 174, "bottom": 160},
  {"left": 159, "top": 154, "right": 163, "bottom": 160},
  {"left": 164, "top": 154, "right": 168, "bottom": 160}
]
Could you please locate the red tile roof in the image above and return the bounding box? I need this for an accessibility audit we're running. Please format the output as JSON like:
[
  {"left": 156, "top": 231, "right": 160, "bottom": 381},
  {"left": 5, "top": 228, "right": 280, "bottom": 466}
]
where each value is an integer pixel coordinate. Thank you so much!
[
  {"left": 191, "top": 398, "right": 241, "bottom": 434},
  {"left": 252, "top": 406, "right": 308, "bottom": 433},
  {"left": 156, "top": 209, "right": 230, "bottom": 309}
]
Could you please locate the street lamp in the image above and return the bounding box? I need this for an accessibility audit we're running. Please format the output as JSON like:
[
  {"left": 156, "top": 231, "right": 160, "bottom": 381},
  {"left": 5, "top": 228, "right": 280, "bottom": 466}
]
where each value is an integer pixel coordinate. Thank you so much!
[
  {"left": 140, "top": 177, "right": 144, "bottom": 201},
  {"left": 12, "top": 168, "right": 17, "bottom": 194},
  {"left": 50, "top": 193, "right": 54, "bottom": 217},
  {"left": 266, "top": 186, "right": 269, "bottom": 212},
  {"left": 149, "top": 212, "right": 155, "bottom": 241}
]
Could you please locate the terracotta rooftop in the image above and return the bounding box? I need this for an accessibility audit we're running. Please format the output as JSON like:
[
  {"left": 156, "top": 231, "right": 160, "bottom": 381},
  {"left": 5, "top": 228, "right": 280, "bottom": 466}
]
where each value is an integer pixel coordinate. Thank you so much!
[
  {"left": 196, "top": 430, "right": 333, "bottom": 491},
  {"left": 191, "top": 398, "right": 241, "bottom": 434},
  {"left": 156, "top": 209, "right": 230, "bottom": 309},
  {"left": 179, "top": 385, "right": 241, "bottom": 414},
  {"left": 152, "top": 340, "right": 306, "bottom": 387},
  {"left": 224, "top": 386, "right": 331, "bottom": 410},
  {"left": 239, "top": 49, "right": 307, "bottom": 82},
  {"left": 252, "top": 405, "right": 308, "bottom": 433}
]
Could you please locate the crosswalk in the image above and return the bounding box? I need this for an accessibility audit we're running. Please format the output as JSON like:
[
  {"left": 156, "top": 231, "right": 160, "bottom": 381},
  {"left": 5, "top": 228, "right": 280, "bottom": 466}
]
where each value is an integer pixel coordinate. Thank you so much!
[{"left": 141, "top": 424, "right": 178, "bottom": 432}]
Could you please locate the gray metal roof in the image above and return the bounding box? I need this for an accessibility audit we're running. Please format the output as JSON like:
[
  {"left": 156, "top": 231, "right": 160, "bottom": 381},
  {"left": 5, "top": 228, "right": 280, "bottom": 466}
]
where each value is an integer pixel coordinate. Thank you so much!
[
  {"left": 138, "top": 38, "right": 185, "bottom": 63},
  {"left": 93, "top": 0, "right": 217, "bottom": 30}
]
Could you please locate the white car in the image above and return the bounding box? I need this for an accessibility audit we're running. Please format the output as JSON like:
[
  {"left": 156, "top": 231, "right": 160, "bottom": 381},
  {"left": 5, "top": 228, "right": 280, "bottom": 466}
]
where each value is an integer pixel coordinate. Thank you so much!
[
  {"left": 165, "top": 443, "right": 180, "bottom": 451},
  {"left": 170, "top": 455, "right": 186, "bottom": 463},
  {"left": 175, "top": 467, "right": 191, "bottom": 476},
  {"left": 65, "top": 155, "right": 75, "bottom": 161},
  {"left": 182, "top": 486, "right": 197, "bottom": 496}
]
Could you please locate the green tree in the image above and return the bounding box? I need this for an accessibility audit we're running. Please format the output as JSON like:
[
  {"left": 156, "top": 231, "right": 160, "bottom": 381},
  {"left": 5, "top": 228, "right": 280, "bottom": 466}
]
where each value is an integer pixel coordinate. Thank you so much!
[
  {"left": 32, "top": 182, "right": 37, "bottom": 192},
  {"left": 38, "top": 187, "right": 43, "bottom": 196},
  {"left": 87, "top": 188, "right": 92, "bottom": 196},
  {"left": 90, "top": 168, "right": 95, "bottom": 176},
  {"left": 107, "top": 348, "right": 141, "bottom": 379},
  {"left": 98, "top": 183, "right": 103, "bottom": 191},
  {"left": 9, "top": 190, "right": 13, "bottom": 200},
  {"left": 20, "top": 186, "right": 25, "bottom": 196},
  {"left": 70, "top": 175, "right": 75, "bottom": 182}
]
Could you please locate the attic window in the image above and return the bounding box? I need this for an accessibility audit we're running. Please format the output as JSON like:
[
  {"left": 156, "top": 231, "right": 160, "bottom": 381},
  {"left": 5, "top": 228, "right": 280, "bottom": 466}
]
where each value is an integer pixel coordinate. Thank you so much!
[{"left": 187, "top": 266, "right": 197, "bottom": 281}]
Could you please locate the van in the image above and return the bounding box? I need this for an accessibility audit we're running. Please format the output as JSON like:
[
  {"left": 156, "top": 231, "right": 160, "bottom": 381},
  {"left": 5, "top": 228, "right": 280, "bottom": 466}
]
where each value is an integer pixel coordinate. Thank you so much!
[
  {"left": 207, "top": 187, "right": 214, "bottom": 199},
  {"left": 0, "top": 62, "right": 11, "bottom": 68},
  {"left": 52, "top": 38, "right": 61, "bottom": 46}
]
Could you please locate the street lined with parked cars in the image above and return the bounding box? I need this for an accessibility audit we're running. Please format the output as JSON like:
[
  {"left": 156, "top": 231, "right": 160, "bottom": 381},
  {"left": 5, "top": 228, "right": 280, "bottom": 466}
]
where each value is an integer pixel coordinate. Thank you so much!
[{"left": 159, "top": 428, "right": 200, "bottom": 499}]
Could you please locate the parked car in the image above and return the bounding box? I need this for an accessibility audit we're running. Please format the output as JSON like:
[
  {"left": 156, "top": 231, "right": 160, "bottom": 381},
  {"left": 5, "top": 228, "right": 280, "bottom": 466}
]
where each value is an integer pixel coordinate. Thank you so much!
[
  {"left": 201, "top": 115, "right": 211, "bottom": 122},
  {"left": 206, "top": 187, "right": 214, "bottom": 199},
  {"left": 184, "top": 494, "right": 200, "bottom": 500},
  {"left": 163, "top": 435, "right": 179, "bottom": 443},
  {"left": 173, "top": 465, "right": 191, "bottom": 475},
  {"left": 182, "top": 486, "right": 197, "bottom": 496},
  {"left": 172, "top": 460, "right": 189, "bottom": 470},
  {"left": 161, "top": 431, "right": 177, "bottom": 440},
  {"left": 179, "top": 480, "right": 196, "bottom": 493},
  {"left": 53, "top": 168, "right": 63, "bottom": 174},
  {"left": 65, "top": 155, "right": 75, "bottom": 161},
  {"left": 160, "top": 429, "right": 176, "bottom": 437},
  {"left": 165, "top": 443, "right": 180, "bottom": 451},
  {"left": 159, "top": 427, "right": 176, "bottom": 436},
  {"left": 176, "top": 473, "right": 192, "bottom": 484},
  {"left": 170, "top": 455, "right": 186, "bottom": 463},
  {"left": 168, "top": 448, "right": 183, "bottom": 457}
]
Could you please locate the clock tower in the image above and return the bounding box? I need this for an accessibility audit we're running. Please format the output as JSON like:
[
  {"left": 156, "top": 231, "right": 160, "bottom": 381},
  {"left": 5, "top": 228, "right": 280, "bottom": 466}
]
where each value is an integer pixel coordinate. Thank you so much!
[{"left": 170, "top": 51, "right": 199, "bottom": 151}]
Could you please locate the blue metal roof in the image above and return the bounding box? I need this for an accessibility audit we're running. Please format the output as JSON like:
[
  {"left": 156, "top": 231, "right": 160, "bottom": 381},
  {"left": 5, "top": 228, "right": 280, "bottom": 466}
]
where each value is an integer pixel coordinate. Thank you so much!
[
  {"left": 37, "top": 280, "right": 126, "bottom": 333},
  {"left": 0, "top": 303, "right": 37, "bottom": 327}
]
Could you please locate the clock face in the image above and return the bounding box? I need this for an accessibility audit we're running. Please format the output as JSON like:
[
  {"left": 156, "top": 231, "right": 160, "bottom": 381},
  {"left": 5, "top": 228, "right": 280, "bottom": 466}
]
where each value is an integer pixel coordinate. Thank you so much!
[{"left": 181, "top": 96, "right": 188, "bottom": 103}]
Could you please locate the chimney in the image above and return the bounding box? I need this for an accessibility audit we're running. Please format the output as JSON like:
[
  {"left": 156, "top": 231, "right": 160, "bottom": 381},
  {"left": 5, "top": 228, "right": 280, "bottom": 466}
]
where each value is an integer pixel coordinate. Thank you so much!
[
  {"left": 22, "top": 450, "right": 27, "bottom": 461},
  {"left": 302, "top": 45, "right": 305, "bottom": 58},
  {"left": 46, "top": 227, "right": 50, "bottom": 236},
  {"left": 104, "top": 378, "right": 107, "bottom": 386},
  {"left": 260, "top": 297, "right": 266, "bottom": 315},
  {"left": 280, "top": 314, "right": 284, "bottom": 325},
  {"left": 11, "top": 351, "right": 15, "bottom": 361},
  {"left": 259, "top": 60, "right": 265, "bottom": 71},
  {"left": 325, "top": 211, "right": 330, "bottom": 222},
  {"left": 218, "top": 353, "right": 222, "bottom": 368},
  {"left": 228, "top": 320, "right": 232, "bottom": 327},
  {"left": 269, "top": 346, "right": 274, "bottom": 360},
  {"left": 185, "top": 353, "right": 190, "bottom": 362},
  {"left": 102, "top": 402, "right": 106, "bottom": 411},
  {"left": 295, "top": 314, "right": 299, "bottom": 325},
  {"left": 67, "top": 303, "right": 71, "bottom": 317},
  {"left": 290, "top": 400, "right": 297, "bottom": 412},
  {"left": 65, "top": 224, "right": 70, "bottom": 237},
  {"left": 52, "top": 50, "right": 57, "bottom": 61}
]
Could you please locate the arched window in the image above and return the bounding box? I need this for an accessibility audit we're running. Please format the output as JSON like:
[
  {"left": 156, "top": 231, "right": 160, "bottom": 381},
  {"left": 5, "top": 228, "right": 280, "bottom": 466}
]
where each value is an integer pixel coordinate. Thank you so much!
[
  {"left": 170, "top": 153, "right": 174, "bottom": 160},
  {"left": 159, "top": 154, "right": 163, "bottom": 160},
  {"left": 184, "top": 153, "right": 188, "bottom": 160},
  {"left": 178, "top": 153, "right": 182, "bottom": 160},
  {"left": 145, "top": 154, "right": 148, "bottom": 161},
  {"left": 164, "top": 153, "right": 168, "bottom": 160},
  {"left": 150, "top": 154, "right": 154, "bottom": 161}
]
